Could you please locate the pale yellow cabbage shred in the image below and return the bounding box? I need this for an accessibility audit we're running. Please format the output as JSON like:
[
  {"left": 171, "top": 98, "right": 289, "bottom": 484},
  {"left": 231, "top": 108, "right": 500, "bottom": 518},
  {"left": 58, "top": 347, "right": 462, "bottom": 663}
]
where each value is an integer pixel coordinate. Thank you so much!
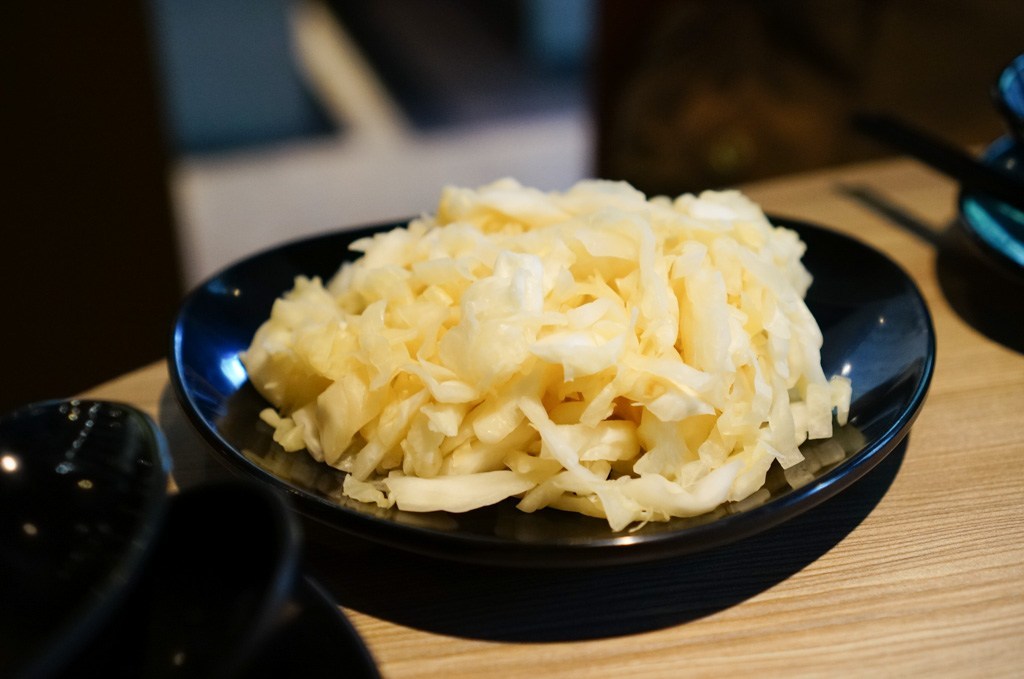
[{"left": 241, "top": 178, "right": 851, "bottom": 531}]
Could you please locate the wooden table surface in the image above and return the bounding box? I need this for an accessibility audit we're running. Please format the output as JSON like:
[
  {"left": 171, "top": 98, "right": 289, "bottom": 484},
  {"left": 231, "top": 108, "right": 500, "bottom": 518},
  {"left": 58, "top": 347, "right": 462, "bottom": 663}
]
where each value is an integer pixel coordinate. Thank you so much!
[{"left": 84, "top": 156, "right": 1024, "bottom": 678}]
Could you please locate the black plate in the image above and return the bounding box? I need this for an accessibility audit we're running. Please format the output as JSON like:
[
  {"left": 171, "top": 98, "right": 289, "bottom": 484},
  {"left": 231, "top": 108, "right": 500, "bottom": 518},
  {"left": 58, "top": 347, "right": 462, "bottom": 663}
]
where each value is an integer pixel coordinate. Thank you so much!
[{"left": 170, "top": 217, "right": 935, "bottom": 567}]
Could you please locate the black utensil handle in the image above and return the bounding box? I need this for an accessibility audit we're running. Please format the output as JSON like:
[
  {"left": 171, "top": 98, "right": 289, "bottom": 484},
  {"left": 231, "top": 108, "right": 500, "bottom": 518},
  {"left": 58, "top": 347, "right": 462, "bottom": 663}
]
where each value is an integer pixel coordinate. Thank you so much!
[{"left": 852, "top": 112, "right": 1024, "bottom": 212}]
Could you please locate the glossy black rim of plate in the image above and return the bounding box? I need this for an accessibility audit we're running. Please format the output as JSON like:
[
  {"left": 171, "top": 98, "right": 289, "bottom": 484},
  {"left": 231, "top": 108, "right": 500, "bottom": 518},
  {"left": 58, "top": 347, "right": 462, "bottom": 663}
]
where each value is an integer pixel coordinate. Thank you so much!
[
  {"left": 169, "top": 217, "right": 935, "bottom": 568},
  {"left": 957, "top": 135, "right": 1024, "bottom": 281}
]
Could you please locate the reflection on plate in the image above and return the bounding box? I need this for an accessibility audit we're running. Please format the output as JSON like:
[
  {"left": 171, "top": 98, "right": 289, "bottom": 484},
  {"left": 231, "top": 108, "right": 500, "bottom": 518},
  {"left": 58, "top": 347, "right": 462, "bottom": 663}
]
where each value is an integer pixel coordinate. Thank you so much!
[
  {"left": 170, "top": 218, "right": 935, "bottom": 567},
  {"left": 958, "top": 136, "right": 1024, "bottom": 279}
]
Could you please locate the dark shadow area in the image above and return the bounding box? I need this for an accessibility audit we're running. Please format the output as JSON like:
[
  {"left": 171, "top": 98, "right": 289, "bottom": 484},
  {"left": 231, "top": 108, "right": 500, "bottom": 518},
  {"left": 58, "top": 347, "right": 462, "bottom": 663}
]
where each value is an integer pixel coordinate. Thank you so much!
[{"left": 300, "top": 439, "right": 906, "bottom": 643}]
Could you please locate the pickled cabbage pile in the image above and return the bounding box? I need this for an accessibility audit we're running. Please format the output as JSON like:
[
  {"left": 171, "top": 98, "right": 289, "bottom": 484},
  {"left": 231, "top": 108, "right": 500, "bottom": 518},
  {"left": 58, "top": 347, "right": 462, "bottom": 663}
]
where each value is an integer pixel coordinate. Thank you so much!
[{"left": 241, "top": 179, "right": 851, "bottom": 531}]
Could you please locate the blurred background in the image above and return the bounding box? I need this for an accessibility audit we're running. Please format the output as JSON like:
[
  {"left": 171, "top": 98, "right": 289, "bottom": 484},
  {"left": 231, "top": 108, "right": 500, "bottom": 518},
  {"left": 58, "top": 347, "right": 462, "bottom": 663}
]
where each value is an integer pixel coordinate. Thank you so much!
[{"left": 5, "top": 0, "right": 1023, "bottom": 411}]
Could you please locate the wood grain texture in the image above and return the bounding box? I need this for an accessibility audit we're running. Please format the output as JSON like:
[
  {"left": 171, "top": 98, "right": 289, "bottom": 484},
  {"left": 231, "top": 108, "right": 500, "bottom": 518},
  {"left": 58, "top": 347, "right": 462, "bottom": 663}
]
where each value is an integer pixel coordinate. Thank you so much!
[{"left": 84, "top": 157, "right": 1024, "bottom": 678}]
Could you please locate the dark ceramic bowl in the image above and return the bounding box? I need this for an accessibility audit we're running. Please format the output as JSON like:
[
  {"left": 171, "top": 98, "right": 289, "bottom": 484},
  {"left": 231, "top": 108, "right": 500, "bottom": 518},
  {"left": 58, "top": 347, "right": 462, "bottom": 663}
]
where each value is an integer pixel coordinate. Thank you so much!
[
  {"left": 957, "top": 136, "right": 1024, "bottom": 281},
  {"left": 170, "top": 217, "right": 935, "bottom": 567},
  {"left": 69, "top": 480, "right": 379, "bottom": 677},
  {"left": 68, "top": 480, "right": 303, "bottom": 676},
  {"left": 246, "top": 576, "right": 380, "bottom": 679},
  {"left": 0, "top": 400, "right": 172, "bottom": 678},
  {"left": 0, "top": 401, "right": 377, "bottom": 677}
]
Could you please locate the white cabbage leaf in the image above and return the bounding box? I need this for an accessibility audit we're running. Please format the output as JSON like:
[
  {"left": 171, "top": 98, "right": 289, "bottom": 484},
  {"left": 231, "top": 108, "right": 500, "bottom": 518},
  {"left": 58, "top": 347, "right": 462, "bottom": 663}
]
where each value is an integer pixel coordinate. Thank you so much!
[{"left": 242, "top": 178, "right": 853, "bottom": 531}]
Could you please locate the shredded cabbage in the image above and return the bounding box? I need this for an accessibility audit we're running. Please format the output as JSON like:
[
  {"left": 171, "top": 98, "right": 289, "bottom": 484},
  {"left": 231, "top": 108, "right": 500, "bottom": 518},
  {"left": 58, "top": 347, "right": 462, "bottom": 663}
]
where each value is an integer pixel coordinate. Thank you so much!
[{"left": 242, "top": 178, "right": 852, "bottom": 531}]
